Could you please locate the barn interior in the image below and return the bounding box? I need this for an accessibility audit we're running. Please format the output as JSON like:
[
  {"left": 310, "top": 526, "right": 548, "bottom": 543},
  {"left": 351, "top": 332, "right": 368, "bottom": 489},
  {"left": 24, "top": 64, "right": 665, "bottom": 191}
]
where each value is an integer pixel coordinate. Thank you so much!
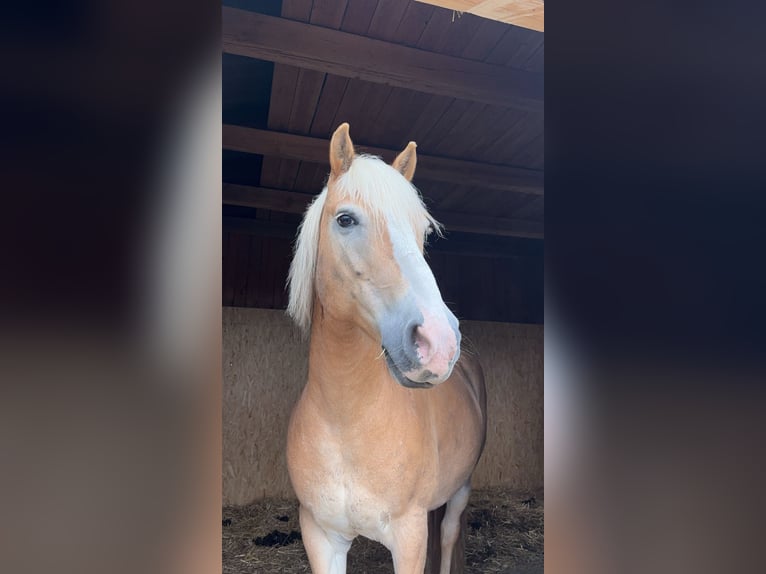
[{"left": 222, "top": 1, "right": 543, "bottom": 572}]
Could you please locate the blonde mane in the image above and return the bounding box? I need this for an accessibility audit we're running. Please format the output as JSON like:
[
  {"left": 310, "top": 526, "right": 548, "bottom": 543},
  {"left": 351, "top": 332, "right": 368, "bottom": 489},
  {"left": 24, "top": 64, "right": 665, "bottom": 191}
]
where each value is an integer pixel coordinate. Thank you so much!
[{"left": 286, "top": 155, "right": 442, "bottom": 334}]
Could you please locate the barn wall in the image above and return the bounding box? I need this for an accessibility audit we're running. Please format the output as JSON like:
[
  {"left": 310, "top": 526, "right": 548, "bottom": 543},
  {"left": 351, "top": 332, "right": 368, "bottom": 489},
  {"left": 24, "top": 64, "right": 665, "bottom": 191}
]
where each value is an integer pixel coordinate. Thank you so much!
[{"left": 223, "top": 307, "right": 543, "bottom": 506}]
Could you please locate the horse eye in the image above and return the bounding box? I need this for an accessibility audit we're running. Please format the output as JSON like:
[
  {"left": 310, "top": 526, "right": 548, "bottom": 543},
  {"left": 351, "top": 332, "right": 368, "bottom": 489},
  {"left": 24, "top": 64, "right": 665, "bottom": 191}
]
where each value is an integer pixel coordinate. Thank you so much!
[{"left": 336, "top": 213, "right": 357, "bottom": 228}]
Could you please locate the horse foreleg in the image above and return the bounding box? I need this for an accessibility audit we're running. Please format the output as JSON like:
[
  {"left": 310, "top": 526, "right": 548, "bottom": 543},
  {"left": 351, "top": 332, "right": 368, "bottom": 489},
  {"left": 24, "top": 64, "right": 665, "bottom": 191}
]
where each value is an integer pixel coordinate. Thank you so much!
[
  {"left": 389, "top": 511, "right": 428, "bottom": 574},
  {"left": 438, "top": 483, "right": 471, "bottom": 574},
  {"left": 299, "top": 506, "right": 351, "bottom": 574}
]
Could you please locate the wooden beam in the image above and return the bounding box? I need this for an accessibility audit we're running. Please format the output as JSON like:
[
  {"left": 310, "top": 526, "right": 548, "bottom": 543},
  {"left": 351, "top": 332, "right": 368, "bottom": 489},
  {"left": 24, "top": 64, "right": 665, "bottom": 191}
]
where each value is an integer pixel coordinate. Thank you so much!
[
  {"left": 434, "top": 210, "right": 543, "bottom": 239},
  {"left": 224, "top": 183, "right": 314, "bottom": 214},
  {"left": 223, "top": 126, "right": 544, "bottom": 196},
  {"left": 223, "top": 183, "right": 544, "bottom": 239},
  {"left": 415, "top": 0, "right": 544, "bottom": 31},
  {"left": 224, "top": 216, "right": 297, "bottom": 240},
  {"left": 222, "top": 8, "right": 543, "bottom": 112}
]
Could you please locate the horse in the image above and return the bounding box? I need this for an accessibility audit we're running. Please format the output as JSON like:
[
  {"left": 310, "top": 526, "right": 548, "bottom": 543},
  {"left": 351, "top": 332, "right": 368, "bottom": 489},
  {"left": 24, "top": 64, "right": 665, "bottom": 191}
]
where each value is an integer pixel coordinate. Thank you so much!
[{"left": 285, "top": 123, "right": 487, "bottom": 574}]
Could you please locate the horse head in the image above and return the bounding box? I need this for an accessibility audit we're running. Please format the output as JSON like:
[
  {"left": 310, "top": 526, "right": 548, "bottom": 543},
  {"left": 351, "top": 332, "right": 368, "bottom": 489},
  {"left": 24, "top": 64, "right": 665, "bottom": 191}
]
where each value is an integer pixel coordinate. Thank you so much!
[{"left": 288, "top": 123, "right": 461, "bottom": 388}]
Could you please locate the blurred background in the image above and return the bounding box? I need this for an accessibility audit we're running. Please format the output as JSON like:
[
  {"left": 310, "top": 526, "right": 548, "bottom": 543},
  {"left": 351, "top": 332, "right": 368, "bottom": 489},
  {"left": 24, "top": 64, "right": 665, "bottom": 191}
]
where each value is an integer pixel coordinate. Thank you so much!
[
  {"left": 0, "top": 2, "right": 221, "bottom": 573},
  {"left": 1, "top": 1, "right": 764, "bottom": 574}
]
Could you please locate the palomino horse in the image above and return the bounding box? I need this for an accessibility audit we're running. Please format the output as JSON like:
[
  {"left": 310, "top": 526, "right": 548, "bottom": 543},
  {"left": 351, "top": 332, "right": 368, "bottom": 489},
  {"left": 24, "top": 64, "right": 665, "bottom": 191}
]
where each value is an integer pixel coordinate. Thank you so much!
[{"left": 286, "top": 123, "right": 487, "bottom": 574}]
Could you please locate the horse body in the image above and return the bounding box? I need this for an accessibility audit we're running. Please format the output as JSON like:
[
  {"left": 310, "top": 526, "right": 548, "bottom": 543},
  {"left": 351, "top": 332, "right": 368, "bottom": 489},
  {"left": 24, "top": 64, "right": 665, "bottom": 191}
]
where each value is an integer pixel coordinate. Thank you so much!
[{"left": 286, "top": 124, "right": 487, "bottom": 574}]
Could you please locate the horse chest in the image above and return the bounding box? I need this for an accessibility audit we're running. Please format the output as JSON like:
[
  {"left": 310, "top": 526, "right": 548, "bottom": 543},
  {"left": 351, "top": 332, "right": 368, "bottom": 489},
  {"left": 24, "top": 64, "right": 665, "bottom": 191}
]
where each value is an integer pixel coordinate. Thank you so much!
[
  {"left": 305, "top": 476, "right": 393, "bottom": 542},
  {"left": 297, "top": 432, "right": 419, "bottom": 541}
]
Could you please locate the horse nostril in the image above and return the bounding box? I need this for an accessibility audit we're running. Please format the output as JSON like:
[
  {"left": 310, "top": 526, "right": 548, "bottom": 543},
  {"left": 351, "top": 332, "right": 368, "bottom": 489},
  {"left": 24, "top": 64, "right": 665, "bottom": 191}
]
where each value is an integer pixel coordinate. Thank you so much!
[
  {"left": 407, "top": 320, "right": 418, "bottom": 348},
  {"left": 404, "top": 319, "right": 425, "bottom": 364},
  {"left": 413, "top": 326, "right": 433, "bottom": 364}
]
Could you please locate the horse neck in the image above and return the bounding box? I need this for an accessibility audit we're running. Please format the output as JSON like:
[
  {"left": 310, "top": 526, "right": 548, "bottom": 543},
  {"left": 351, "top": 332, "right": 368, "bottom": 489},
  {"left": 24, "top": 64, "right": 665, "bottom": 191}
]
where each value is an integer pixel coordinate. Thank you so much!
[{"left": 306, "top": 303, "right": 394, "bottom": 423}]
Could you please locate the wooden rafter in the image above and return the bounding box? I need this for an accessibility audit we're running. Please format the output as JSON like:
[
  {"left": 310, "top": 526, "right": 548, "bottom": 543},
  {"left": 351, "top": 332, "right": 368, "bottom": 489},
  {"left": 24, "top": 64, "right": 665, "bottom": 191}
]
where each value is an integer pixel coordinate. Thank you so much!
[
  {"left": 223, "top": 183, "right": 544, "bottom": 239},
  {"left": 223, "top": 125, "right": 544, "bottom": 196},
  {"left": 222, "top": 7, "right": 543, "bottom": 112}
]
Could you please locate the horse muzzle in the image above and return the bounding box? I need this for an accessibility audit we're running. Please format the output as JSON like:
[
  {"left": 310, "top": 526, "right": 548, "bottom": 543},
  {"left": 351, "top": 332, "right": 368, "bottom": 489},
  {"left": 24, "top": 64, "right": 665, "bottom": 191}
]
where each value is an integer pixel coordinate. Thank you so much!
[{"left": 381, "top": 305, "right": 461, "bottom": 389}]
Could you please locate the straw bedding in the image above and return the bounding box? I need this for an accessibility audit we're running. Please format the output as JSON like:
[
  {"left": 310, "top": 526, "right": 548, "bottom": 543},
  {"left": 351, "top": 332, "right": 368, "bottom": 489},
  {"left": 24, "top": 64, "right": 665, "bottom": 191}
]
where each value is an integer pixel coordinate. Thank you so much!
[{"left": 222, "top": 487, "right": 543, "bottom": 574}]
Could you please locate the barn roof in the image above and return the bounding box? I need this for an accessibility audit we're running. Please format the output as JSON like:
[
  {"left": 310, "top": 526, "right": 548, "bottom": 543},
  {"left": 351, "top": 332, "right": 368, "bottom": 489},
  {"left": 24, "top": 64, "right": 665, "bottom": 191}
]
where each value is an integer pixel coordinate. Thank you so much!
[{"left": 222, "top": 0, "right": 544, "bottom": 322}]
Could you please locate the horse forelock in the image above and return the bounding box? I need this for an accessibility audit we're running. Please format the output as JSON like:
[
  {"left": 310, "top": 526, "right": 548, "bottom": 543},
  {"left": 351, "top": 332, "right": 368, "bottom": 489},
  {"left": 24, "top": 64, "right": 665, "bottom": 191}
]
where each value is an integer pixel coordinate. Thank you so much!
[
  {"left": 286, "top": 155, "right": 441, "bottom": 334},
  {"left": 334, "top": 155, "right": 441, "bottom": 236}
]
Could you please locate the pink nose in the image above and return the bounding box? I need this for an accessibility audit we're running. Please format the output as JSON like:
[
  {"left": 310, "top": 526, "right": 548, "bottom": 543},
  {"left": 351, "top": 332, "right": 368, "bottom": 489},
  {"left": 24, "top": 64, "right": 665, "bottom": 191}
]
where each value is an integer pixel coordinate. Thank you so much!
[{"left": 409, "top": 316, "right": 458, "bottom": 381}]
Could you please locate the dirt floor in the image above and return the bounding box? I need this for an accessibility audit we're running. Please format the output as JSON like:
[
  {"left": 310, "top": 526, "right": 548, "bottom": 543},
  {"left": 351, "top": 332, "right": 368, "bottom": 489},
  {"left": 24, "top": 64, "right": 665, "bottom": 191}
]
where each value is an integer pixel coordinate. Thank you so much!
[{"left": 223, "top": 487, "right": 543, "bottom": 573}]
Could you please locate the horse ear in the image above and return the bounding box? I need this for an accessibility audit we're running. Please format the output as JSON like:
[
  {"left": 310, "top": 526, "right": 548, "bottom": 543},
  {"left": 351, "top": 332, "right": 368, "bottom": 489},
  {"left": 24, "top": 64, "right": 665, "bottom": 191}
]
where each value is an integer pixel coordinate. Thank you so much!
[
  {"left": 392, "top": 141, "right": 417, "bottom": 181},
  {"left": 329, "top": 122, "right": 355, "bottom": 177}
]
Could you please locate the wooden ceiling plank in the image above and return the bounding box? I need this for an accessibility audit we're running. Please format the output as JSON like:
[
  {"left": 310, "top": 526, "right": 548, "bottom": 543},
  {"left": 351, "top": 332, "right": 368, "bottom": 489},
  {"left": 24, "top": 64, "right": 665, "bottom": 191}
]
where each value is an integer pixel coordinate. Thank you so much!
[
  {"left": 391, "top": 1, "right": 436, "bottom": 47},
  {"left": 367, "top": 89, "right": 434, "bottom": 150},
  {"left": 223, "top": 125, "right": 543, "bottom": 194},
  {"left": 462, "top": 105, "right": 521, "bottom": 159},
  {"left": 288, "top": 69, "right": 326, "bottom": 133},
  {"left": 340, "top": 0, "right": 379, "bottom": 35},
  {"left": 365, "top": 0, "right": 441, "bottom": 154},
  {"left": 263, "top": 0, "right": 350, "bottom": 197},
  {"left": 261, "top": 64, "right": 299, "bottom": 188},
  {"left": 223, "top": 183, "right": 543, "bottom": 239},
  {"left": 431, "top": 101, "right": 488, "bottom": 157},
  {"left": 460, "top": 17, "right": 509, "bottom": 61},
  {"left": 377, "top": 4, "right": 481, "bottom": 159},
  {"left": 259, "top": 156, "right": 284, "bottom": 189},
  {"left": 398, "top": 14, "right": 502, "bottom": 158},
  {"left": 273, "top": 2, "right": 359, "bottom": 198},
  {"left": 293, "top": 162, "right": 326, "bottom": 193},
  {"left": 223, "top": 8, "right": 543, "bottom": 111},
  {"left": 283, "top": 68, "right": 327, "bottom": 190},
  {"left": 520, "top": 38, "right": 544, "bottom": 72},
  {"left": 422, "top": 9, "right": 485, "bottom": 57},
  {"left": 367, "top": 0, "right": 411, "bottom": 41},
  {"left": 310, "top": 0, "right": 350, "bottom": 29},
  {"left": 260, "top": 1, "right": 313, "bottom": 188},
  {"left": 487, "top": 110, "right": 541, "bottom": 165},
  {"left": 348, "top": 82, "right": 395, "bottom": 143},
  {"left": 415, "top": 5, "right": 456, "bottom": 51},
  {"left": 416, "top": 99, "right": 473, "bottom": 150},
  {"left": 326, "top": 79, "right": 378, "bottom": 144},
  {"left": 307, "top": 75, "right": 351, "bottom": 138},
  {"left": 282, "top": 0, "right": 313, "bottom": 21},
  {"left": 480, "top": 110, "right": 531, "bottom": 164},
  {"left": 506, "top": 34, "right": 543, "bottom": 70},
  {"left": 277, "top": 158, "right": 301, "bottom": 190},
  {"left": 460, "top": 14, "right": 537, "bottom": 179},
  {"left": 484, "top": 25, "right": 530, "bottom": 66},
  {"left": 407, "top": 95, "right": 454, "bottom": 144}
]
